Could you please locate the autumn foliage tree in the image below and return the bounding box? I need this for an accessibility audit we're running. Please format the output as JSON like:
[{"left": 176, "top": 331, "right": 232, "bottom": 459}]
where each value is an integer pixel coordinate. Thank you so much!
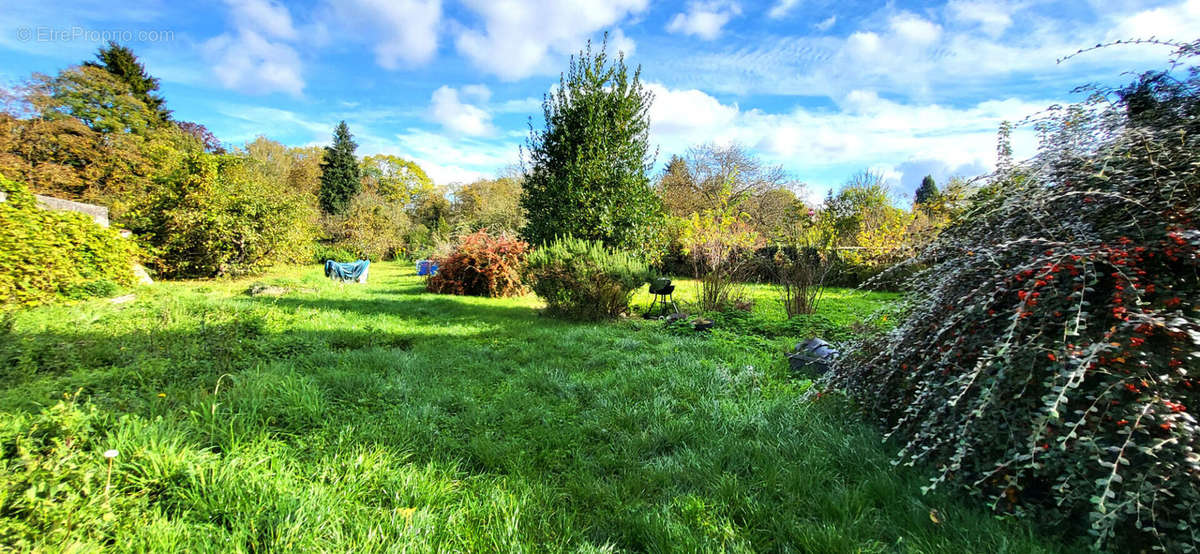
[
  {"left": 360, "top": 154, "right": 433, "bottom": 205},
  {"left": 452, "top": 174, "right": 525, "bottom": 234},
  {"left": 5, "top": 62, "right": 204, "bottom": 220}
]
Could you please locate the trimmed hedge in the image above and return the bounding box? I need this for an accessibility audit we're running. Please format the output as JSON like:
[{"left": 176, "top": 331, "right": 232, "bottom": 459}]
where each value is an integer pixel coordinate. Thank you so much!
[
  {"left": 526, "top": 237, "right": 651, "bottom": 320},
  {"left": 0, "top": 174, "right": 135, "bottom": 306}
]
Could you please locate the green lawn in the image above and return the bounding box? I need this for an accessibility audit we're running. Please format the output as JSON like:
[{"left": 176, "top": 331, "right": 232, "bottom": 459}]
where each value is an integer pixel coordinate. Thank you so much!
[
  {"left": 0, "top": 262, "right": 1076, "bottom": 552},
  {"left": 630, "top": 276, "right": 898, "bottom": 323}
]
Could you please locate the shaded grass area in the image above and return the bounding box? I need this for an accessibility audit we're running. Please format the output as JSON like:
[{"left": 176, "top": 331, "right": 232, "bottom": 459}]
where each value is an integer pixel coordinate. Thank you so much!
[{"left": 0, "top": 263, "right": 1077, "bottom": 552}]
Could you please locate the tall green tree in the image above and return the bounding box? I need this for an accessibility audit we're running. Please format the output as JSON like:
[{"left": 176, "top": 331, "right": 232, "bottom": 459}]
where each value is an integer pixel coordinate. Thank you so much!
[
  {"left": 318, "top": 121, "right": 360, "bottom": 215},
  {"left": 914, "top": 174, "right": 939, "bottom": 206},
  {"left": 359, "top": 154, "right": 433, "bottom": 205},
  {"left": 31, "top": 66, "right": 156, "bottom": 135},
  {"left": 452, "top": 175, "right": 525, "bottom": 233},
  {"left": 84, "top": 41, "right": 170, "bottom": 122},
  {"left": 657, "top": 154, "right": 700, "bottom": 217},
  {"left": 521, "top": 37, "right": 661, "bottom": 252}
]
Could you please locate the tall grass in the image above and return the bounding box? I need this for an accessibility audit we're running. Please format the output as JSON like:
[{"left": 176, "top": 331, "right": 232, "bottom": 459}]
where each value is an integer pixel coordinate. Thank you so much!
[{"left": 0, "top": 263, "right": 1080, "bottom": 551}]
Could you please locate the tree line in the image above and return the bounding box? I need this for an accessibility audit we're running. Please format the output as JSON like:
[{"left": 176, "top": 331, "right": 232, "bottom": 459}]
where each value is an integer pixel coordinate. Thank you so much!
[
  {"left": 1, "top": 38, "right": 960, "bottom": 284},
  {"left": 0, "top": 42, "right": 525, "bottom": 277}
]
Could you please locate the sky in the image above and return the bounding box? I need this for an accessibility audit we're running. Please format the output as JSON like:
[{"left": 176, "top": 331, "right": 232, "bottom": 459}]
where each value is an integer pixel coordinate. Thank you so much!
[{"left": 1, "top": 0, "right": 1197, "bottom": 203}]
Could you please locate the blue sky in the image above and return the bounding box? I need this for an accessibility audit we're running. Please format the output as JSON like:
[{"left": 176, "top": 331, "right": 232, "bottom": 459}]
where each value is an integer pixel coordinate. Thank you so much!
[{"left": 1, "top": 0, "right": 1197, "bottom": 201}]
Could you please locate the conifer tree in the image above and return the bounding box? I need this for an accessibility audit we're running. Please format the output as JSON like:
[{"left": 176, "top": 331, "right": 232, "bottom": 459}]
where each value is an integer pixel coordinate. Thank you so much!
[
  {"left": 84, "top": 41, "right": 170, "bottom": 121},
  {"left": 914, "top": 174, "right": 939, "bottom": 206},
  {"left": 318, "top": 121, "right": 361, "bottom": 215}
]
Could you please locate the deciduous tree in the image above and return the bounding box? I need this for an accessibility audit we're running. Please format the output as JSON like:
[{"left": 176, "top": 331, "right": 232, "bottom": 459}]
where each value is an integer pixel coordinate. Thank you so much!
[
  {"left": 359, "top": 154, "right": 433, "bottom": 205},
  {"left": 452, "top": 175, "right": 525, "bottom": 234},
  {"left": 29, "top": 66, "right": 156, "bottom": 135}
]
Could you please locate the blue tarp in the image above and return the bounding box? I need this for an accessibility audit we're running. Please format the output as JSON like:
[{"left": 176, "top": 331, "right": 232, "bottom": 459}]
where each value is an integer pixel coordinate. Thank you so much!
[
  {"left": 416, "top": 259, "right": 439, "bottom": 276},
  {"left": 325, "top": 259, "right": 370, "bottom": 283}
]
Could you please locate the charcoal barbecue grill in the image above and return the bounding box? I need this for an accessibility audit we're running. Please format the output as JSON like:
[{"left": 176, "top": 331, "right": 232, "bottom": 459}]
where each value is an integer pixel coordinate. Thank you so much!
[{"left": 645, "top": 278, "right": 680, "bottom": 318}]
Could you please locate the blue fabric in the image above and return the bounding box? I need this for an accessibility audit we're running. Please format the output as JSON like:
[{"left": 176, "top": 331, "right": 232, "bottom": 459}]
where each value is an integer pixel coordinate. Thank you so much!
[
  {"left": 416, "top": 260, "right": 439, "bottom": 276},
  {"left": 325, "top": 259, "right": 369, "bottom": 282}
]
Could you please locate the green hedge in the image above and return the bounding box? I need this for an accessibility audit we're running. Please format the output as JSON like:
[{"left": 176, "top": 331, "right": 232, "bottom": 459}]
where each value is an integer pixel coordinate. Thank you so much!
[
  {"left": 131, "top": 153, "right": 319, "bottom": 278},
  {"left": 526, "top": 237, "right": 651, "bottom": 320},
  {"left": 0, "top": 175, "right": 136, "bottom": 306}
]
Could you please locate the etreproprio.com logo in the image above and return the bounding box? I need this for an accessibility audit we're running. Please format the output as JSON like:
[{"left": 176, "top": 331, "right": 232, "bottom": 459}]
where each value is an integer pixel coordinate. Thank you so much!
[{"left": 16, "top": 26, "right": 174, "bottom": 43}]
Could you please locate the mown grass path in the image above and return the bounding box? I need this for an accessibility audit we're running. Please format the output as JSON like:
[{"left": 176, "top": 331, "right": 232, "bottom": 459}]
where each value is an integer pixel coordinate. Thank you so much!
[{"left": 0, "top": 263, "right": 1077, "bottom": 552}]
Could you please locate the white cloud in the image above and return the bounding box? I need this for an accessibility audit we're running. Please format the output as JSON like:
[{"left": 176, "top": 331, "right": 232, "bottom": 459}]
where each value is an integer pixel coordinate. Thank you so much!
[
  {"left": 1106, "top": 0, "right": 1200, "bottom": 42},
  {"left": 946, "top": 0, "right": 1015, "bottom": 38},
  {"left": 380, "top": 129, "right": 519, "bottom": 186},
  {"left": 429, "top": 86, "right": 495, "bottom": 137},
  {"left": 845, "top": 31, "right": 881, "bottom": 57},
  {"left": 609, "top": 27, "right": 637, "bottom": 58},
  {"left": 768, "top": 0, "right": 801, "bottom": 20},
  {"left": 460, "top": 84, "right": 492, "bottom": 103},
  {"left": 493, "top": 97, "right": 543, "bottom": 114},
  {"left": 887, "top": 12, "right": 942, "bottom": 45},
  {"left": 646, "top": 82, "right": 739, "bottom": 141},
  {"left": 814, "top": 15, "right": 837, "bottom": 31},
  {"left": 419, "top": 163, "right": 490, "bottom": 186},
  {"left": 867, "top": 164, "right": 904, "bottom": 187},
  {"left": 666, "top": 1, "right": 742, "bottom": 40},
  {"left": 642, "top": 83, "right": 1044, "bottom": 193},
  {"left": 203, "top": 0, "right": 305, "bottom": 95},
  {"left": 205, "top": 33, "right": 305, "bottom": 95},
  {"left": 322, "top": 0, "right": 442, "bottom": 68},
  {"left": 212, "top": 103, "right": 333, "bottom": 145},
  {"left": 229, "top": 0, "right": 297, "bottom": 40},
  {"left": 649, "top": 2, "right": 1196, "bottom": 100},
  {"left": 203, "top": 0, "right": 446, "bottom": 93},
  {"left": 454, "top": 0, "right": 648, "bottom": 80}
]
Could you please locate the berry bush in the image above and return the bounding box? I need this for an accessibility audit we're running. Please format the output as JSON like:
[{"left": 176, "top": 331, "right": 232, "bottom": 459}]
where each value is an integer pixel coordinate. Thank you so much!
[{"left": 825, "top": 41, "right": 1200, "bottom": 551}]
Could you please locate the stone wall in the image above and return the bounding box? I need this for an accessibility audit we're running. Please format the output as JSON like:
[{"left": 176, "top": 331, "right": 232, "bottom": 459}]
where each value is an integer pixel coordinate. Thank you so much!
[{"left": 0, "top": 191, "right": 110, "bottom": 227}]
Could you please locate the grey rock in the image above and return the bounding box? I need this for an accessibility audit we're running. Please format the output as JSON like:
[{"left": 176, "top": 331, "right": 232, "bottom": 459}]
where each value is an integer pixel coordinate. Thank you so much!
[{"left": 246, "top": 284, "right": 289, "bottom": 297}]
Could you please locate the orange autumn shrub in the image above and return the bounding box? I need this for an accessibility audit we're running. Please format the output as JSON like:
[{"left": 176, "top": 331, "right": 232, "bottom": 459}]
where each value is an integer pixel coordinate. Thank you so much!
[{"left": 426, "top": 230, "right": 528, "bottom": 297}]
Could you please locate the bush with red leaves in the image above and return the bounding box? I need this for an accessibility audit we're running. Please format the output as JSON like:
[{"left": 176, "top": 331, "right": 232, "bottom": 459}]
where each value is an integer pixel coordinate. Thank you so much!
[{"left": 426, "top": 230, "right": 529, "bottom": 297}]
